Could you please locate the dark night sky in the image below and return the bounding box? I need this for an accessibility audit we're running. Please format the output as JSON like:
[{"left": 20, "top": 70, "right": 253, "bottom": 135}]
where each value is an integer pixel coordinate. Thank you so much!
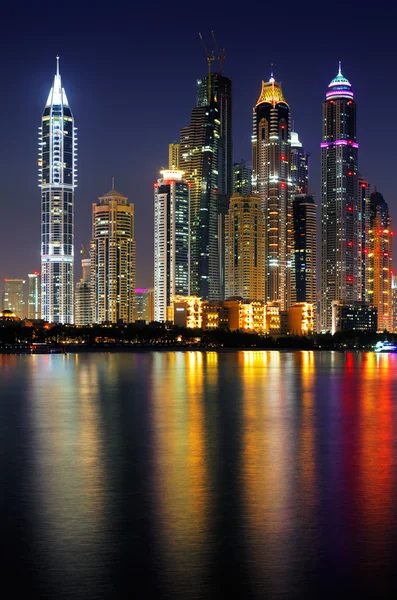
[{"left": 0, "top": 2, "right": 394, "bottom": 290}]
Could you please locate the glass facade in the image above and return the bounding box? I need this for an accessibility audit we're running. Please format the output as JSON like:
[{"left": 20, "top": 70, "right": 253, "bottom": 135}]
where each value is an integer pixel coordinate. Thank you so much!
[{"left": 39, "top": 58, "right": 77, "bottom": 323}]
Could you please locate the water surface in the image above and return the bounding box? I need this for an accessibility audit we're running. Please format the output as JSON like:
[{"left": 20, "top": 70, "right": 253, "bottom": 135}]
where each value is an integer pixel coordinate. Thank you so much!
[{"left": 1, "top": 351, "right": 397, "bottom": 598}]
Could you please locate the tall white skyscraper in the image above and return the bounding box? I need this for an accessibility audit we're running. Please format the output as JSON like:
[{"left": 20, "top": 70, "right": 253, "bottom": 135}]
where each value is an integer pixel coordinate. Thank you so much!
[
  {"left": 39, "top": 57, "right": 77, "bottom": 323},
  {"left": 154, "top": 169, "right": 190, "bottom": 322}
]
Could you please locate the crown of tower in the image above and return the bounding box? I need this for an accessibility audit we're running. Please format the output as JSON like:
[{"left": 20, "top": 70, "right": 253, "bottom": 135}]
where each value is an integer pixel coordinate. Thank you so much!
[
  {"left": 255, "top": 73, "right": 288, "bottom": 108},
  {"left": 326, "top": 62, "right": 354, "bottom": 100},
  {"left": 45, "top": 56, "right": 70, "bottom": 107}
]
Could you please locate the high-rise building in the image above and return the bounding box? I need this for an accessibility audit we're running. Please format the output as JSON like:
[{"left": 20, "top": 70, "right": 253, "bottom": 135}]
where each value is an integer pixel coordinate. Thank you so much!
[
  {"left": 154, "top": 169, "right": 190, "bottom": 322},
  {"left": 252, "top": 73, "right": 292, "bottom": 310},
  {"left": 75, "top": 256, "right": 92, "bottom": 326},
  {"left": 359, "top": 177, "right": 370, "bottom": 302},
  {"left": 168, "top": 143, "right": 180, "bottom": 170},
  {"left": 3, "top": 279, "right": 25, "bottom": 318},
  {"left": 320, "top": 64, "right": 360, "bottom": 331},
  {"left": 290, "top": 131, "right": 309, "bottom": 195},
  {"left": 292, "top": 195, "right": 317, "bottom": 307},
  {"left": 27, "top": 272, "right": 41, "bottom": 320},
  {"left": 368, "top": 190, "right": 393, "bottom": 331},
  {"left": 232, "top": 160, "right": 252, "bottom": 196},
  {"left": 180, "top": 100, "right": 220, "bottom": 300},
  {"left": 225, "top": 194, "right": 265, "bottom": 301},
  {"left": 135, "top": 288, "right": 154, "bottom": 323},
  {"left": 392, "top": 276, "right": 397, "bottom": 332},
  {"left": 91, "top": 187, "right": 135, "bottom": 323},
  {"left": 39, "top": 57, "right": 77, "bottom": 324}
]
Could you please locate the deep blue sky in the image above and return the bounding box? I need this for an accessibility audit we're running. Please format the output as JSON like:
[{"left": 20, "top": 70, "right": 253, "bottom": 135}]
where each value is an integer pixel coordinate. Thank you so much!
[{"left": 0, "top": 1, "right": 394, "bottom": 289}]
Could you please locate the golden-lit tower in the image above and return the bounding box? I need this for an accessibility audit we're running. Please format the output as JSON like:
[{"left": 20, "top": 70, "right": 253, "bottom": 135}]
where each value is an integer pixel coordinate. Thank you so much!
[
  {"left": 368, "top": 190, "right": 393, "bottom": 331},
  {"left": 225, "top": 194, "right": 265, "bottom": 300},
  {"left": 91, "top": 185, "right": 135, "bottom": 323},
  {"left": 252, "top": 72, "right": 292, "bottom": 309}
]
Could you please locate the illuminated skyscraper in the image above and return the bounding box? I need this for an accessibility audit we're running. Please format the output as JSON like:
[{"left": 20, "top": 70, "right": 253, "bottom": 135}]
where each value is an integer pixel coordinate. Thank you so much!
[
  {"left": 320, "top": 64, "right": 360, "bottom": 331},
  {"left": 233, "top": 160, "right": 252, "bottom": 196},
  {"left": 359, "top": 177, "right": 370, "bottom": 302},
  {"left": 28, "top": 272, "right": 41, "bottom": 320},
  {"left": 135, "top": 288, "right": 154, "bottom": 323},
  {"left": 368, "top": 190, "right": 393, "bottom": 331},
  {"left": 39, "top": 57, "right": 77, "bottom": 323},
  {"left": 154, "top": 169, "right": 190, "bottom": 322},
  {"left": 75, "top": 255, "right": 92, "bottom": 326},
  {"left": 2, "top": 279, "right": 25, "bottom": 318},
  {"left": 292, "top": 195, "right": 317, "bottom": 306},
  {"left": 91, "top": 187, "right": 135, "bottom": 323},
  {"left": 290, "top": 131, "right": 309, "bottom": 195},
  {"left": 225, "top": 194, "right": 265, "bottom": 300},
  {"left": 252, "top": 73, "right": 292, "bottom": 309},
  {"left": 180, "top": 99, "right": 220, "bottom": 300}
]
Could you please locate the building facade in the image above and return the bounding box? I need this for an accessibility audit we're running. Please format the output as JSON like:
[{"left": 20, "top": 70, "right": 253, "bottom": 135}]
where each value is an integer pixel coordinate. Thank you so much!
[
  {"left": 292, "top": 194, "right": 317, "bottom": 306},
  {"left": 28, "top": 272, "right": 41, "bottom": 320},
  {"left": 320, "top": 64, "right": 360, "bottom": 331},
  {"left": 91, "top": 187, "right": 135, "bottom": 323},
  {"left": 252, "top": 74, "right": 292, "bottom": 309},
  {"left": 154, "top": 170, "right": 190, "bottom": 322},
  {"left": 2, "top": 279, "right": 25, "bottom": 318},
  {"left": 225, "top": 194, "right": 265, "bottom": 301},
  {"left": 359, "top": 177, "right": 370, "bottom": 302},
  {"left": 232, "top": 160, "right": 252, "bottom": 196},
  {"left": 180, "top": 101, "right": 220, "bottom": 300},
  {"left": 39, "top": 57, "right": 77, "bottom": 323},
  {"left": 75, "top": 257, "right": 92, "bottom": 326},
  {"left": 368, "top": 190, "right": 393, "bottom": 331},
  {"left": 332, "top": 301, "right": 377, "bottom": 334},
  {"left": 135, "top": 288, "right": 154, "bottom": 323},
  {"left": 290, "top": 131, "right": 309, "bottom": 195}
]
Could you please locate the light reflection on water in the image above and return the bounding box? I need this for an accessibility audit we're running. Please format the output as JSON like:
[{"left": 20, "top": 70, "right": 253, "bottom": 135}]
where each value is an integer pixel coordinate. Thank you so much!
[{"left": 1, "top": 351, "right": 397, "bottom": 598}]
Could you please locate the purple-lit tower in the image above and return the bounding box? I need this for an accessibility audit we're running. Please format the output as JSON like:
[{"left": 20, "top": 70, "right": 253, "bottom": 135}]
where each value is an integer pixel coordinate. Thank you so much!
[{"left": 320, "top": 64, "right": 360, "bottom": 331}]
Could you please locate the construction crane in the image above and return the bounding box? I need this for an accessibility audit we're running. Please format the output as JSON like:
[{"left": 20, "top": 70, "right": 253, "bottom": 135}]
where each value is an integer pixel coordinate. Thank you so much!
[
  {"left": 211, "top": 30, "right": 225, "bottom": 74},
  {"left": 198, "top": 32, "right": 215, "bottom": 100}
]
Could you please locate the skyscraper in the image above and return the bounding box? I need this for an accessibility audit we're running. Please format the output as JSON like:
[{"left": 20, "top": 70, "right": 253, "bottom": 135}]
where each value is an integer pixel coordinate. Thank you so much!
[
  {"left": 28, "top": 272, "right": 41, "bottom": 320},
  {"left": 39, "top": 57, "right": 77, "bottom": 324},
  {"left": 225, "top": 194, "right": 265, "bottom": 300},
  {"left": 320, "top": 64, "right": 360, "bottom": 331},
  {"left": 3, "top": 279, "right": 25, "bottom": 318},
  {"left": 292, "top": 195, "right": 317, "bottom": 306},
  {"left": 232, "top": 160, "right": 252, "bottom": 196},
  {"left": 290, "top": 131, "right": 309, "bottom": 195},
  {"left": 154, "top": 169, "right": 190, "bottom": 322},
  {"left": 91, "top": 187, "right": 135, "bottom": 323},
  {"left": 252, "top": 73, "right": 292, "bottom": 309},
  {"left": 180, "top": 100, "right": 220, "bottom": 300},
  {"left": 368, "top": 190, "right": 393, "bottom": 331},
  {"left": 135, "top": 288, "right": 154, "bottom": 323},
  {"left": 359, "top": 177, "right": 370, "bottom": 302},
  {"left": 75, "top": 255, "right": 92, "bottom": 326}
]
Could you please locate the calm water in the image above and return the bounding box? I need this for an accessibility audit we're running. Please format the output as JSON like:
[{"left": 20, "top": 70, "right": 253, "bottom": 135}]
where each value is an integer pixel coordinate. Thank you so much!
[{"left": 1, "top": 351, "right": 397, "bottom": 598}]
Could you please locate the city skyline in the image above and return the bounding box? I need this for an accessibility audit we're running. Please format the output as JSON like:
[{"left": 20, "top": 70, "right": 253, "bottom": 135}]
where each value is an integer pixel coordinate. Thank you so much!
[{"left": 0, "top": 6, "right": 396, "bottom": 292}]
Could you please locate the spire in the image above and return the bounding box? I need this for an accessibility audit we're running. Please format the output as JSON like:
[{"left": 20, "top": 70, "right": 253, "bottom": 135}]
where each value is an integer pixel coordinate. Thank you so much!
[
  {"left": 269, "top": 62, "right": 275, "bottom": 83},
  {"left": 338, "top": 61, "right": 342, "bottom": 76},
  {"left": 112, "top": 177, "right": 115, "bottom": 190},
  {"left": 56, "top": 55, "right": 60, "bottom": 76},
  {"left": 45, "top": 57, "right": 70, "bottom": 108}
]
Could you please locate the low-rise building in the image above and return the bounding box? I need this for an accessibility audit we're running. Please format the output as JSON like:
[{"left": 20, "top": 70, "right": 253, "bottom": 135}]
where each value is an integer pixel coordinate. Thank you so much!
[
  {"left": 331, "top": 301, "right": 377, "bottom": 334},
  {"left": 288, "top": 303, "right": 315, "bottom": 335}
]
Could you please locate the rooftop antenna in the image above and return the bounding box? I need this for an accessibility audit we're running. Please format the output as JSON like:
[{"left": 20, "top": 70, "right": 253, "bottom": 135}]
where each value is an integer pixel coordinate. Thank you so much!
[
  {"left": 199, "top": 32, "right": 215, "bottom": 100},
  {"left": 211, "top": 30, "right": 225, "bottom": 74},
  {"left": 270, "top": 62, "right": 274, "bottom": 79},
  {"left": 112, "top": 177, "right": 115, "bottom": 190}
]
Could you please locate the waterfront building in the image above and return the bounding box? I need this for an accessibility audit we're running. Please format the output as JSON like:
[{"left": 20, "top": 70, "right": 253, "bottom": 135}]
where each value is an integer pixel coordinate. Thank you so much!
[
  {"left": 75, "top": 256, "right": 92, "bottom": 326},
  {"left": 252, "top": 73, "right": 292, "bottom": 309},
  {"left": 27, "top": 272, "right": 41, "bottom": 320},
  {"left": 39, "top": 57, "right": 77, "bottom": 323},
  {"left": 368, "top": 190, "right": 393, "bottom": 331},
  {"left": 392, "top": 275, "right": 397, "bottom": 332},
  {"left": 172, "top": 295, "right": 203, "bottom": 328},
  {"left": 233, "top": 160, "right": 252, "bottom": 196},
  {"left": 288, "top": 302, "right": 315, "bottom": 335},
  {"left": 135, "top": 288, "right": 154, "bottom": 323},
  {"left": 290, "top": 131, "right": 309, "bottom": 195},
  {"left": 91, "top": 187, "right": 135, "bottom": 323},
  {"left": 292, "top": 194, "right": 317, "bottom": 307},
  {"left": 225, "top": 194, "right": 265, "bottom": 301},
  {"left": 359, "top": 177, "right": 370, "bottom": 302},
  {"left": 331, "top": 301, "right": 377, "bottom": 334},
  {"left": 320, "top": 64, "right": 360, "bottom": 331},
  {"left": 154, "top": 169, "right": 190, "bottom": 322},
  {"left": 2, "top": 279, "right": 25, "bottom": 318}
]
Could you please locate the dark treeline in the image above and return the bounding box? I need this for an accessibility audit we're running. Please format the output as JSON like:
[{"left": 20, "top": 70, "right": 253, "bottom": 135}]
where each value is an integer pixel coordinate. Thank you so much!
[{"left": 0, "top": 322, "right": 393, "bottom": 350}]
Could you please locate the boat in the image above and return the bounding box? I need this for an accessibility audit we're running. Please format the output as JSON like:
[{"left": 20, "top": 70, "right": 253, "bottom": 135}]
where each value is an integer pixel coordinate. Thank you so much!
[
  {"left": 374, "top": 341, "right": 397, "bottom": 353},
  {"left": 30, "top": 343, "right": 66, "bottom": 354}
]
